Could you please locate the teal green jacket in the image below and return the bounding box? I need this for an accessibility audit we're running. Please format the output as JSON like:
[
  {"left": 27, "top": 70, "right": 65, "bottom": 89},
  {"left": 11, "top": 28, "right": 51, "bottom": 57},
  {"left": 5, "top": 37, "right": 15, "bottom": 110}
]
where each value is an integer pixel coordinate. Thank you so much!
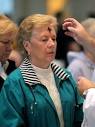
[{"left": 0, "top": 58, "right": 83, "bottom": 127}]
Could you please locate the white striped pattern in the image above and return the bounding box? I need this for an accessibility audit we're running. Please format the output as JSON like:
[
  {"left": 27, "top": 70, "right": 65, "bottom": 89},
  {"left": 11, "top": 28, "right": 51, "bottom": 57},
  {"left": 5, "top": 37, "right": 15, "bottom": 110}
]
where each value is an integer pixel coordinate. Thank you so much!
[{"left": 19, "top": 58, "right": 70, "bottom": 86}]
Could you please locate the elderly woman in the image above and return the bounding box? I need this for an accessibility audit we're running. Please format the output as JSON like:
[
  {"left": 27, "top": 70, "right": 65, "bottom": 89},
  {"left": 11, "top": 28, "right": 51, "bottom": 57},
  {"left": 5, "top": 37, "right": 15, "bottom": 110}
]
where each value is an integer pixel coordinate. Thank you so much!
[
  {"left": 0, "top": 15, "right": 18, "bottom": 90},
  {"left": 0, "top": 14, "right": 83, "bottom": 127}
]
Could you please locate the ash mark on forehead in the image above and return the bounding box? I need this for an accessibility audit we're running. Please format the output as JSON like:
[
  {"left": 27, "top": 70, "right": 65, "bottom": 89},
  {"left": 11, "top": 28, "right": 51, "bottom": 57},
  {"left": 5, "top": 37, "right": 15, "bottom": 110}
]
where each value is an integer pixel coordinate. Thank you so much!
[{"left": 48, "top": 26, "right": 52, "bottom": 32}]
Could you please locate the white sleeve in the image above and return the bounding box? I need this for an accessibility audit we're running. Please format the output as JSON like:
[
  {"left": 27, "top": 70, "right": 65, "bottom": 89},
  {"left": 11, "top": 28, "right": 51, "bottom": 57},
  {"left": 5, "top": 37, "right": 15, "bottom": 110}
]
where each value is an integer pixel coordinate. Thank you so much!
[{"left": 82, "top": 88, "right": 95, "bottom": 127}]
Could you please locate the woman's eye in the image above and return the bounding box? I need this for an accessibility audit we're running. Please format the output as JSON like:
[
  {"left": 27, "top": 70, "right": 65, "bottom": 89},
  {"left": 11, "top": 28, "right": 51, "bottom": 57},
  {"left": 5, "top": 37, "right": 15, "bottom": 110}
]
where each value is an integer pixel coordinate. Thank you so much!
[
  {"left": 42, "top": 38, "right": 48, "bottom": 42},
  {"left": 52, "top": 38, "right": 56, "bottom": 41}
]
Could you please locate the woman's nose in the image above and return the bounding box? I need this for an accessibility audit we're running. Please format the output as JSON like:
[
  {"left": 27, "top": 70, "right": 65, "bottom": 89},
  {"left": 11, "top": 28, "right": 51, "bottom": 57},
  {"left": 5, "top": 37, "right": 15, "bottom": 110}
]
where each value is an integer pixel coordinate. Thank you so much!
[{"left": 48, "top": 38, "right": 55, "bottom": 47}]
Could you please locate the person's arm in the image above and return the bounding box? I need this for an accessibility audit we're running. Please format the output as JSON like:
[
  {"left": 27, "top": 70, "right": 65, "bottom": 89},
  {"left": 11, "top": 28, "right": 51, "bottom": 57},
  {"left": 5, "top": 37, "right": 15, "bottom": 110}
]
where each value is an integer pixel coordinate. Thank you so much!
[
  {"left": 77, "top": 76, "right": 95, "bottom": 95},
  {"left": 62, "top": 18, "right": 95, "bottom": 57}
]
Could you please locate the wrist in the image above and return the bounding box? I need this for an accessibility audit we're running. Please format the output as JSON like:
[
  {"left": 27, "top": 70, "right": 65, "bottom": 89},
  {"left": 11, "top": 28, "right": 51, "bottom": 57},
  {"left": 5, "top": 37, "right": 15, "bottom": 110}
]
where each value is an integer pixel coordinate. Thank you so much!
[{"left": 83, "top": 88, "right": 95, "bottom": 98}]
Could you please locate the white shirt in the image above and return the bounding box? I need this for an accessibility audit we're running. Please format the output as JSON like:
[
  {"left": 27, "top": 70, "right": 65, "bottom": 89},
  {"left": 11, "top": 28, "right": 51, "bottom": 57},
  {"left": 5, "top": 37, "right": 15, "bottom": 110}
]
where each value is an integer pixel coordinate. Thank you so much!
[
  {"left": 32, "top": 64, "right": 64, "bottom": 127},
  {"left": 82, "top": 88, "right": 95, "bottom": 127}
]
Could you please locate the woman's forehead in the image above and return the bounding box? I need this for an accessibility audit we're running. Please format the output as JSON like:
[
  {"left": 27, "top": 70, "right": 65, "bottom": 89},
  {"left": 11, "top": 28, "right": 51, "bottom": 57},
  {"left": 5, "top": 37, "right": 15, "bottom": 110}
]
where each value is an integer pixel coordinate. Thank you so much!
[
  {"left": 32, "top": 25, "right": 56, "bottom": 36},
  {"left": 0, "top": 31, "right": 15, "bottom": 39}
]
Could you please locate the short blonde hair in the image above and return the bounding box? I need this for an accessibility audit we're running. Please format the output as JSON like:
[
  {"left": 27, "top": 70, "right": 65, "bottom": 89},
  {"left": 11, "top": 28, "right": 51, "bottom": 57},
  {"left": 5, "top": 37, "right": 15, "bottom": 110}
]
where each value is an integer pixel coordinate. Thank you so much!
[
  {"left": 0, "top": 15, "right": 18, "bottom": 40},
  {"left": 16, "top": 14, "right": 57, "bottom": 57}
]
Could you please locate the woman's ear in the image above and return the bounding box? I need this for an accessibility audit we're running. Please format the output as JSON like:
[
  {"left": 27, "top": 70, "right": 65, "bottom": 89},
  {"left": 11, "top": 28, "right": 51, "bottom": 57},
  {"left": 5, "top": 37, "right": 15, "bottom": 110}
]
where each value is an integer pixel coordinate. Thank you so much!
[{"left": 23, "top": 41, "right": 31, "bottom": 56}]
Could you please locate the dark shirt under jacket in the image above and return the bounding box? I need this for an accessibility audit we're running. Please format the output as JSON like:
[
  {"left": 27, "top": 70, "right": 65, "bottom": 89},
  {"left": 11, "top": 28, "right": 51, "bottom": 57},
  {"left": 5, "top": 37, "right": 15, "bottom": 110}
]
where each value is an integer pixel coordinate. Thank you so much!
[{"left": 0, "top": 60, "right": 16, "bottom": 91}]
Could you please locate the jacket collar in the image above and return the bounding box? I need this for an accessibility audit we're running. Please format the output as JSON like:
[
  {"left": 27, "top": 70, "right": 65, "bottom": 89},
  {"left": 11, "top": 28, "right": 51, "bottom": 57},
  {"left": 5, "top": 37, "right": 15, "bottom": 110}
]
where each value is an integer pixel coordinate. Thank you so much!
[{"left": 19, "top": 58, "right": 70, "bottom": 86}]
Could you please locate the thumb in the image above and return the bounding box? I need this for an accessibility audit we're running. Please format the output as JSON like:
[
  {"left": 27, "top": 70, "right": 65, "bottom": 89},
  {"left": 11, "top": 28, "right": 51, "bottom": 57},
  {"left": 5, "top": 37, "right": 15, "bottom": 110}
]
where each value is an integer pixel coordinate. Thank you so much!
[{"left": 67, "top": 26, "right": 76, "bottom": 33}]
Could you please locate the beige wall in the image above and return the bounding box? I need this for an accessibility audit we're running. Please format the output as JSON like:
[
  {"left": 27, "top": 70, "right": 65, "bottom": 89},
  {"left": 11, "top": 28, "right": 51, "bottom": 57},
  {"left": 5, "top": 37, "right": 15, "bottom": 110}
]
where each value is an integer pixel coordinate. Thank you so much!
[
  {"left": 12, "top": 0, "right": 46, "bottom": 23},
  {"left": 11, "top": 0, "right": 95, "bottom": 23},
  {"left": 67, "top": 0, "right": 95, "bottom": 21}
]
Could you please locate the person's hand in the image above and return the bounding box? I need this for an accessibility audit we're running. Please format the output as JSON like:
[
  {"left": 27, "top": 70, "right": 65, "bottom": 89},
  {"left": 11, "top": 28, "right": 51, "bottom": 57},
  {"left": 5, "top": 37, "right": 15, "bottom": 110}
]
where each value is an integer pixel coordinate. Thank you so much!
[
  {"left": 77, "top": 76, "right": 95, "bottom": 95},
  {"left": 62, "top": 18, "right": 90, "bottom": 45}
]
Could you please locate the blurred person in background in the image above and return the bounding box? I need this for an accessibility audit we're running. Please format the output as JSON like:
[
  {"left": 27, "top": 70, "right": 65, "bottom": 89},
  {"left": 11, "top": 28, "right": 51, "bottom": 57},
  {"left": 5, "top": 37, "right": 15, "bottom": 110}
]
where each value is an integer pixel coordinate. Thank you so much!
[
  {"left": 67, "top": 18, "right": 95, "bottom": 81},
  {"left": 63, "top": 17, "right": 95, "bottom": 127},
  {"left": 63, "top": 17, "right": 95, "bottom": 57},
  {"left": 0, "top": 14, "right": 83, "bottom": 127},
  {"left": 0, "top": 14, "right": 18, "bottom": 90}
]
